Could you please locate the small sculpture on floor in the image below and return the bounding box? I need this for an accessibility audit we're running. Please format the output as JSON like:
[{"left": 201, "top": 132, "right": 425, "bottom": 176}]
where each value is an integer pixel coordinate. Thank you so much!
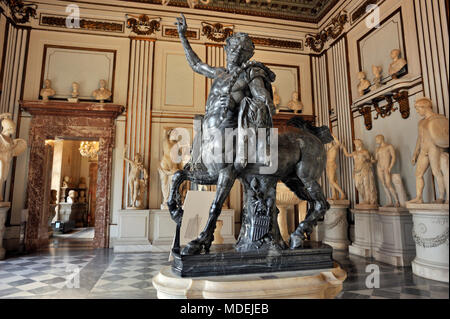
[
  {"left": 0, "top": 113, "right": 27, "bottom": 201},
  {"left": 326, "top": 133, "right": 346, "bottom": 200},
  {"left": 124, "top": 150, "right": 148, "bottom": 208},
  {"left": 287, "top": 91, "right": 303, "bottom": 113},
  {"left": 373, "top": 135, "right": 400, "bottom": 207},
  {"left": 341, "top": 139, "right": 378, "bottom": 205},
  {"left": 357, "top": 71, "right": 370, "bottom": 96},
  {"left": 408, "top": 97, "right": 449, "bottom": 204},
  {"left": 371, "top": 65, "right": 383, "bottom": 91},
  {"left": 92, "top": 79, "right": 112, "bottom": 103},
  {"left": 40, "top": 79, "right": 56, "bottom": 102},
  {"left": 388, "top": 49, "right": 407, "bottom": 79}
]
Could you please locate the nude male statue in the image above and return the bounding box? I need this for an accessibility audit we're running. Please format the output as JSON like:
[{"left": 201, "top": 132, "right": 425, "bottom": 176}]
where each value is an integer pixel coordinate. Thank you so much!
[
  {"left": 341, "top": 139, "right": 377, "bottom": 205},
  {"left": 326, "top": 133, "right": 346, "bottom": 200},
  {"left": 374, "top": 135, "right": 399, "bottom": 207},
  {"left": 408, "top": 97, "right": 449, "bottom": 204},
  {"left": 124, "top": 151, "right": 148, "bottom": 208}
]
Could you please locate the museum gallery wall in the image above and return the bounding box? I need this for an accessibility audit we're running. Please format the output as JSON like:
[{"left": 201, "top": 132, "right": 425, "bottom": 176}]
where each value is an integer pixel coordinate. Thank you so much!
[{"left": 0, "top": 0, "right": 448, "bottom": 257}]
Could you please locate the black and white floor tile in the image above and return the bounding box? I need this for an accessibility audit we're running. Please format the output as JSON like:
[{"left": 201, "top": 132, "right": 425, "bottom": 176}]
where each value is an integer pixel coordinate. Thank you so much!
[{"left": 0, "top": 245, "right": 448, "bottom": 299}]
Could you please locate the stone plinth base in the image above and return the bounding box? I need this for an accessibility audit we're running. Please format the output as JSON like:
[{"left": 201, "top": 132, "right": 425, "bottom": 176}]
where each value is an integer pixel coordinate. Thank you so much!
[
  {"left": 113, "top": 209, "right": 152, "bottom": 253},
  {"left": 407, "top": 203, "right": 449, "bottom": 283},
  {"left": 374, "top": 206, "right": 415, "bottom": 267},
  {"left": 0, "top": 202, "right": 11, "bottom": 260},
  {"left": 152, "top": 263, "right": 346, "bottom": 299},
  {"left": 323, "top": 200, "right": 350, "bottom": 250},
  {"left": 349, "top": 206, "right": 378, "bottom": 258}
]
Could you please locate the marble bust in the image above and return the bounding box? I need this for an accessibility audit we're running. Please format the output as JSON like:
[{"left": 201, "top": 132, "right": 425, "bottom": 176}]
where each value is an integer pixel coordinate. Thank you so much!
[
  {"left": 68, "top": 82, "right": 80, "bottom": 102},
  {"left": 408, "top": 97, "right": 449, "bottom": 204},
  {"left": 287, "top": 91, "right": 303, "bottom": 113},
  {"left": 62, "top": 176, "right": 70, "bottom": 188},
  {"left": 371, "top": 65, "right": 382, "bottom": 91},
  {"left": 67, "top": 190, "right": 78, "bottom": 204},
  {"left": 78, "top": 190, "right": 86, "bottom": 203},
  {"left": 92, "top": 79, "right": 112, "bottom": 103},
  {"left": 388, "top": 49, "right": 407, "bottom": 79},
  {"left": 0, "top": 114, "right": 27, "bottom": 201},
  {"left": 357, "top": 71, "right": 371, "bottom": 96},
  {"left": 271, "top": 85, "right": 281, "bottom": 113},
  {"left": 40, "top": 79, "right": 56, "bottom": 102}
]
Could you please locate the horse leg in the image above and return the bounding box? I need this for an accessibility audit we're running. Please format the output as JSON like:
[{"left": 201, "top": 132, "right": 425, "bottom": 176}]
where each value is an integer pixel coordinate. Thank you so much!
[
  {"left": 282, "top": 176, "right": 316, "bottom": 226},
  {"left": 182, "top": 166, "right": 237, "bottom": 255}
]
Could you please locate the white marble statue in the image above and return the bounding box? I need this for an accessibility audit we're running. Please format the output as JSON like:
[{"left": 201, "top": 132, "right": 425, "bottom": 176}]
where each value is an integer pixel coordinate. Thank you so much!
[
  {"left": 67, "top": 190, "right": 78, "bottom": 204},
  {"left": 326, "top": 133, "right": 346, "bottom": 200},
  {"left": 357, "top": 71, "right": 370, "bottom": 96},
  {"left": 373, "top": 135, "right": 400, "bottom": 207},
  {"left": 92, "top": 79, "right": 112, "bottom": 103},
  {"left": 271, "top": 85, "right": 281, "bottom": 113},
  {"left": 287, "top": 91, "right": 303, "bottom": 113},
  {"left": 341, "top": 139, "right": 378, "bottom": 206},
  {"left": 371, "top": 65, "right": 382, "bottom": 91},
  {"left": 0, "top": 114, "right": 27, "bottom": 201},
  {"left": 388, "top": 49, "right": 407, "bottom": 79},
  {"left": 124, "top": 150, "right": 148, "bottom": 209},
  {"left": 40, "top": 79, "right": 56, "bottom": 102},
  {"left": 408, "top": 97, "right": 449, "bottom": 204},
  {"left": 158, "top": 129, "right": 183, "bottom": 209}
]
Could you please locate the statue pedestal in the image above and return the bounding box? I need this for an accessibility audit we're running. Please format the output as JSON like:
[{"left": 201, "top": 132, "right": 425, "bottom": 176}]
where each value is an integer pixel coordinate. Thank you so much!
[
  {"left": 152, "top": 262, "right": 346, "bottom": 299},
  {"left": 374, "top": 206, "right": 415, "bottom": 267},
  {"left": 0, "top": 202, "right": 11, "bottom": 260},
  {"left": 113, "top": 209, "right": 152, "bottom": 253},
  {"left": 407, "top": 203, "right": 449, "bottom": 283},
  {"left": 323, "top": 200, "right": 350, "bottom": 250},
  {"left": 349, "top": 205, "right": 379, "bottom": 257}
]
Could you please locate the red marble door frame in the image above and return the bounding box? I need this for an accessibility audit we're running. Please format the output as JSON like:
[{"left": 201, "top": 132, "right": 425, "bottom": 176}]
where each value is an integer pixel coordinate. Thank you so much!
[{"left": 20, "top": 101, "right": 124, "bottom": 250}]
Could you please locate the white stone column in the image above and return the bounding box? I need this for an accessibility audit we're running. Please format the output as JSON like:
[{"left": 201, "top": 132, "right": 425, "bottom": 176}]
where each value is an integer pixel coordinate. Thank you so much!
[
  {"left": 323, "top": 200, "right": 350, "bottom": 250},
  {"left": 408, "top": 203, "right": 449, "bottom": 283}
]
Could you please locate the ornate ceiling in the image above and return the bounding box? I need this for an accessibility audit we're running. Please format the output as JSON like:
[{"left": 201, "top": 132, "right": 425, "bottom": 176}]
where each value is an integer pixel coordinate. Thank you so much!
[{"left": 124, "top": 0, "right": 339, "bottom": 23}]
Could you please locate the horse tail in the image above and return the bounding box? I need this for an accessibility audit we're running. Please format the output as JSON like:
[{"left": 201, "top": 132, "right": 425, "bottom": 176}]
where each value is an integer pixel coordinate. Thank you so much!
[{"left": 287, "top": 116, "right": 333, "bottom": 144}]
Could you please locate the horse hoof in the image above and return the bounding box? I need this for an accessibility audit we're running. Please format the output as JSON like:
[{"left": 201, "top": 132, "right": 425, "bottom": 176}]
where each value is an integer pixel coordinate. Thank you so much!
[
  {"left": 289, "top": 233, "right": 305, "bottom": 249},
  {"left": 181, "top": 242, "right": 202, "bottom": 255},
  {"left": 181, "top": 234, "right": 213, "bottom": 255}
]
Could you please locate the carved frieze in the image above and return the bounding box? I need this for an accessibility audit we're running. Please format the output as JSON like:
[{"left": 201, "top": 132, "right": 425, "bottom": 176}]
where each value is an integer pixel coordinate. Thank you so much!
[
  {"left": 305, "top": 11, "right": 348, "bottom": 53},
  {"left": 126, "top": 14, "right": 160, "bottom": 35},
  {"left": 201, "top": 22, "right": 234, "bottom": 42},
  {"left": 162, "top": 26, "right": 199, "bottom": 39},
  {"left": 40, "top": 14, "right": 124, "bottom": 33},
  {"left": 250, "top": 36, "right": 303, "bottom": 51},
  {"left": 1, "top": 0, "right": 37, "bottom": 24}
]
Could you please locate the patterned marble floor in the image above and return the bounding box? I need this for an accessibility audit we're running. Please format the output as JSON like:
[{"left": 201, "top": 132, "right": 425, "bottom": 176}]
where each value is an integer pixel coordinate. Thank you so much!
[{"left": 0, "top": 245, "right": 448, "bottom": 299}]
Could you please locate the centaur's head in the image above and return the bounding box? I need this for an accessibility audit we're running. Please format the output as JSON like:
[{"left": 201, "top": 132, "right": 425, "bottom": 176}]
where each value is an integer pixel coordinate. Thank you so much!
[{"left": 224, "top": 32, "right": 255, "bottom": 67}]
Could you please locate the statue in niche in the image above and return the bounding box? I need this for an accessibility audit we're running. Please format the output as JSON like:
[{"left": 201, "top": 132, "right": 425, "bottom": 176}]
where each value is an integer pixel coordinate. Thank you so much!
[
  {"left": 287, "top": 91, "right": 303, "bottom": 113},
  {"left": 40, "top": 79, "right": 56, "bottom": 102},
  {"left": 357, "top": 71, "right": 370, "bottom": 96},
  {"left": 158, "top": 129, "right": 184, "bottom": 209},
  {"left": 68, "top": 82, "right": 80, "bottom": 102},
  {"left": 373, "top": 135, "right": 400, "bottom": 207},
  {"left": 0, "top": 113, "right": 27, "bottom": 201},
  {"left": 271, "top": 85, "right": 281, "bottom": 113},
  {"left": 388, "top": 49, "right": 407, "bottom": 79},
  {"left": 167, "top": 14, "right": 333, "bottom": 257},
  {"left": 92, "top": 79, "right": 112, "bottom": 103},
  {"left": 371, "top": 65, "right": 382, "bottom": 91},
  {"left": 124, "top": 151, "right": 148, "bottom": 208},
  {"left": 341, "top": 139, "right": 378, "bottom": 206},
  {"left": 326, "top": 133, "right": 346, "bottom": 200},
  {"left": 408, "top": 97, "right": 449, "bottom": 204}
]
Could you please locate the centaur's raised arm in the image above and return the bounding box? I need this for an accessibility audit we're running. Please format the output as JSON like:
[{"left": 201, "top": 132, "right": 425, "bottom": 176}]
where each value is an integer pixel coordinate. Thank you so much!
[{"left": 176, "top": 14, "right": 221, "bottom": 79}]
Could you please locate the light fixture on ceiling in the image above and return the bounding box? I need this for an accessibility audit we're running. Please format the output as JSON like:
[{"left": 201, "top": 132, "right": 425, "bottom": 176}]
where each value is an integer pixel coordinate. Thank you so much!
[{"left": 79, "top": 141, "right": 99, "bottom": 159}]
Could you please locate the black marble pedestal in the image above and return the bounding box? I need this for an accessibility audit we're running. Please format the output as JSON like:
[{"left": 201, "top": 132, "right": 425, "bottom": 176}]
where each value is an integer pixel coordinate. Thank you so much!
[{"left": 171, "top": 241, "right": 334, "bottom": 277}]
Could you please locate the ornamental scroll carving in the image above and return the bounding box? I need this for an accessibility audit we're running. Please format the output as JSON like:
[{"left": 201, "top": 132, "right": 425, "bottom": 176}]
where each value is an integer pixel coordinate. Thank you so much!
[
  {"left": 201, "top": 22, "right": 234, "bottom": 42},
  {"left": 305, "top": 11, "right": 348, "bottom": 53},
  {"left": 1, "top": 0, "right": 37, "bottom": 24},
  {"left": 412, "top": 227, "right": 449, "bottom": 248},
  {"left": 126, "top": 14, "right": 160, "bottom": 35}
]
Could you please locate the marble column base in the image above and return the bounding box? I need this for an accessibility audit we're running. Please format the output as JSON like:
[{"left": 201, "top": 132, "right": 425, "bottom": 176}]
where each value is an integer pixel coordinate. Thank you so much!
[
  {"left": 407, "top": 203, "right": 449, "bottom": 283},
  {"left": 349, "top": 206, "right": 379, "bottom": 258},
  {"left": 152, "top": 263, "right": 346, "bottom": 299},
  {"left": 323, "top": 200, "right": 350, "bottom": 250},
  {"left": 0, "top": 203, "right": 11, "bottom": 260}
]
